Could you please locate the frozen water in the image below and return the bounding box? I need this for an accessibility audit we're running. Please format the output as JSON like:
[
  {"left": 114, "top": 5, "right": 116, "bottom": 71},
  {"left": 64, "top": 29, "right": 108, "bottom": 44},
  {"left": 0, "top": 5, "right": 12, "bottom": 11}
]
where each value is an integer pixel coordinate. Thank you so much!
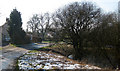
[
  {"left": 35, "top": 65, "right": 42, "bottom": 69},
  {"left": 68, "top": 55, "right": 73, "bottom": 59},
  {"left": 18, "top": 51, "right": 101, "bottom": 70}
]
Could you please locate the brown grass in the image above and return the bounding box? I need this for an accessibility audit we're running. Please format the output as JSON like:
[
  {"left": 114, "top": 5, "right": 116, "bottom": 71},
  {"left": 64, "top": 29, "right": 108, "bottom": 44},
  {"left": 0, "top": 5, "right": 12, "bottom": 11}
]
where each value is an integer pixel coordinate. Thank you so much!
[
  {"left": 47, "top": 43, "right": 74, "bottom": 57},
  {"left": 38, "top": 43, "right": 119, "bottom": 70}
]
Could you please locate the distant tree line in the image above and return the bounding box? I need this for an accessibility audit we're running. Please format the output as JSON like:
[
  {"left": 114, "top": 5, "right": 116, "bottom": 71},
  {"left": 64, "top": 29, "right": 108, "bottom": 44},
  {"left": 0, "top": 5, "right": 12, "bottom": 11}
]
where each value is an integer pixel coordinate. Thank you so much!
[{"left": 27, "top": 13, "right": 51, "bottom": 41}]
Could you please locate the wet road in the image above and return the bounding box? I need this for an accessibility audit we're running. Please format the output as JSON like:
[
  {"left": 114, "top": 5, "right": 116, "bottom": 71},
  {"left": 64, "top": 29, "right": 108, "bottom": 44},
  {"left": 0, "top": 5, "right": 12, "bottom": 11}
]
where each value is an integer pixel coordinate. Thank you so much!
[{"left": 0, "top": 43, "right": 49, "bottom": 70}]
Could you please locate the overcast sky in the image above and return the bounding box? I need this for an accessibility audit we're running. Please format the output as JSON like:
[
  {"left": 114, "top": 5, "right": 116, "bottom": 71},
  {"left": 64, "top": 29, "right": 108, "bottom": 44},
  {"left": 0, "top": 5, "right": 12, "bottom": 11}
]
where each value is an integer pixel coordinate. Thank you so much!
[{"left": 0, "top": 0, "right": 119, "bottom": 30}]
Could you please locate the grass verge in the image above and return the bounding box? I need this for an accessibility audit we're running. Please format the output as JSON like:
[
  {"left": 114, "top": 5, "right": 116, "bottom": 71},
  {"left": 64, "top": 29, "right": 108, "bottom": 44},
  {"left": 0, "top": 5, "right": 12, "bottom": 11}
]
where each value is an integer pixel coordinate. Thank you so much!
[{"left": 0, "top": 48, "right": 2, "bottom": 50}]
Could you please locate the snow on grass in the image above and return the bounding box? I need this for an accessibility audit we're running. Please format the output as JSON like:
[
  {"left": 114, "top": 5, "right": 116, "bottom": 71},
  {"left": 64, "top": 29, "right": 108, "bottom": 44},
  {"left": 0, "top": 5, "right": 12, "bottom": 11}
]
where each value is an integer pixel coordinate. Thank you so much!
[{"left": 18, "top": 51, "right": 101, "bottom": 70}]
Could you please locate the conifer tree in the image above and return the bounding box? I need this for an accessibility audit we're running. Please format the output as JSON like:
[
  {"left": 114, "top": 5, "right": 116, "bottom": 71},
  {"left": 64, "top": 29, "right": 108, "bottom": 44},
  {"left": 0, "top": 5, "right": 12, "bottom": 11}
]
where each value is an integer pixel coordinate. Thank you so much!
[{"left": 8, "top": 9, "right": 29, "bottom": 44}]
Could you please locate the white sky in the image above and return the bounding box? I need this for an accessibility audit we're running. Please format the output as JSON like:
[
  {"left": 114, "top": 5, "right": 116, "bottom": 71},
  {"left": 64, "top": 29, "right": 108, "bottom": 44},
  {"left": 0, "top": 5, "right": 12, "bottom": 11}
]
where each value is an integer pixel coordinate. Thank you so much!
[{"left": 0, "top": 0, "right": 119, "bottom": 30}]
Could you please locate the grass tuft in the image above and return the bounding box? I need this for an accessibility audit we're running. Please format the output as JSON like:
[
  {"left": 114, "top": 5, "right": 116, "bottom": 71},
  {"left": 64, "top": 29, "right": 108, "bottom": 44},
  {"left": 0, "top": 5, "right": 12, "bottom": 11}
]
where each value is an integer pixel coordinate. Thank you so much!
[{"left": 0, "top": 48, "right": 2, "bottom": 50}]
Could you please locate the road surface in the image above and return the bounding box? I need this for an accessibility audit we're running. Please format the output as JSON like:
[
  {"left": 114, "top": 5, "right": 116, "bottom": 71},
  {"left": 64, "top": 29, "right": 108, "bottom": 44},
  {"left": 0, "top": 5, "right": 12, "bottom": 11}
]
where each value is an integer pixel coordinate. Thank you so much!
[{"left": 0, "top": 43, "right": 49, "bottom": 70}]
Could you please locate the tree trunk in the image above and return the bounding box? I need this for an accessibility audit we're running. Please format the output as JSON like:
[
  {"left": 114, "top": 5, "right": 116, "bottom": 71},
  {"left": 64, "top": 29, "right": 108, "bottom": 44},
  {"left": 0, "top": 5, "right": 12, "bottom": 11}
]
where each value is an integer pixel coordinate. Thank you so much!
[
  {"left": 115, "top": 46, "right": 120, "bottom": 69},
  {"left": 73, "top": 41, "right": 84, "bottom": 60}
]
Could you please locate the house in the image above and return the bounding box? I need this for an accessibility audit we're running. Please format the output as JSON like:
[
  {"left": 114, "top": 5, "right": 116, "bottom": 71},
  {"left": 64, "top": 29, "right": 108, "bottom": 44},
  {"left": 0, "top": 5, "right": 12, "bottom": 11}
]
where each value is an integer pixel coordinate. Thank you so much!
[
  {"left": 0, "top": 26, "right": 2, "bottom": 46},
  {"left": 26, "top": 32, "right": 42, "bottom": 43},
  {"left": 0, "top": 18, "right": 10, "bottom": 46}
]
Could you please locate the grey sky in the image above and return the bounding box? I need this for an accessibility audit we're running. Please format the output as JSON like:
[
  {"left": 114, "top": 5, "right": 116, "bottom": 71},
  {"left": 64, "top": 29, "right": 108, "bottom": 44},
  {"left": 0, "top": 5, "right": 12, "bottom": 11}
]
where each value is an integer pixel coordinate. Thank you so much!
[{"left": 0, "top": 0, "right": 119, "bottom": 30}]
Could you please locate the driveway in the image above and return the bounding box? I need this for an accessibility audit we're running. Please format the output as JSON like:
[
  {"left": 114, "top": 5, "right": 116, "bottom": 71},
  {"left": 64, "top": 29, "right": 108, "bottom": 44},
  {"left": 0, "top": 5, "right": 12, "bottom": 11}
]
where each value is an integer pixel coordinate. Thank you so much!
[{"left": 0, "top": 43, "right": 49, "bottom": 70}]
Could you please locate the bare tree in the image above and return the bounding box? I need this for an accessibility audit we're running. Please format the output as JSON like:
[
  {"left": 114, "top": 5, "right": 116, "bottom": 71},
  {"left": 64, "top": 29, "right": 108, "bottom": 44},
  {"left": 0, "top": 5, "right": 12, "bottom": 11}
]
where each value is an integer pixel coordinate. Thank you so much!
[
  {"left": 53, "top": 2, "right": 101, "bottom": 59},
  {"left": 27, "top": 13, "right": 51, "bottom": 41},
  {"left": 27, "top": 14, "right": 40, "bottom": 35}
]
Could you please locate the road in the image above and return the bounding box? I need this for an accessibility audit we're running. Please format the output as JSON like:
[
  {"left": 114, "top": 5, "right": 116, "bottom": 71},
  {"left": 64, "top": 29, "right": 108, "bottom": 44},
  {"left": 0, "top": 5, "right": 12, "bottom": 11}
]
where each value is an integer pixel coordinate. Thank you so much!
[{"left": 0, "top": 43, "right": 49, "bottom": 70}]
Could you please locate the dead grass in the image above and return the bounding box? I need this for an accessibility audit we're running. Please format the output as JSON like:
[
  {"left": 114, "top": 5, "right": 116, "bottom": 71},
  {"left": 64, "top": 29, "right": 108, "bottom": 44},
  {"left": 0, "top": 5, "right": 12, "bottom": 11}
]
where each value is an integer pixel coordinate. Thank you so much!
[
  {"left": 46, "top": 43, "right": 74, "bottom": 57},
  {"left": 40, "top": 43, "right": 119, "bottom": 70}
]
